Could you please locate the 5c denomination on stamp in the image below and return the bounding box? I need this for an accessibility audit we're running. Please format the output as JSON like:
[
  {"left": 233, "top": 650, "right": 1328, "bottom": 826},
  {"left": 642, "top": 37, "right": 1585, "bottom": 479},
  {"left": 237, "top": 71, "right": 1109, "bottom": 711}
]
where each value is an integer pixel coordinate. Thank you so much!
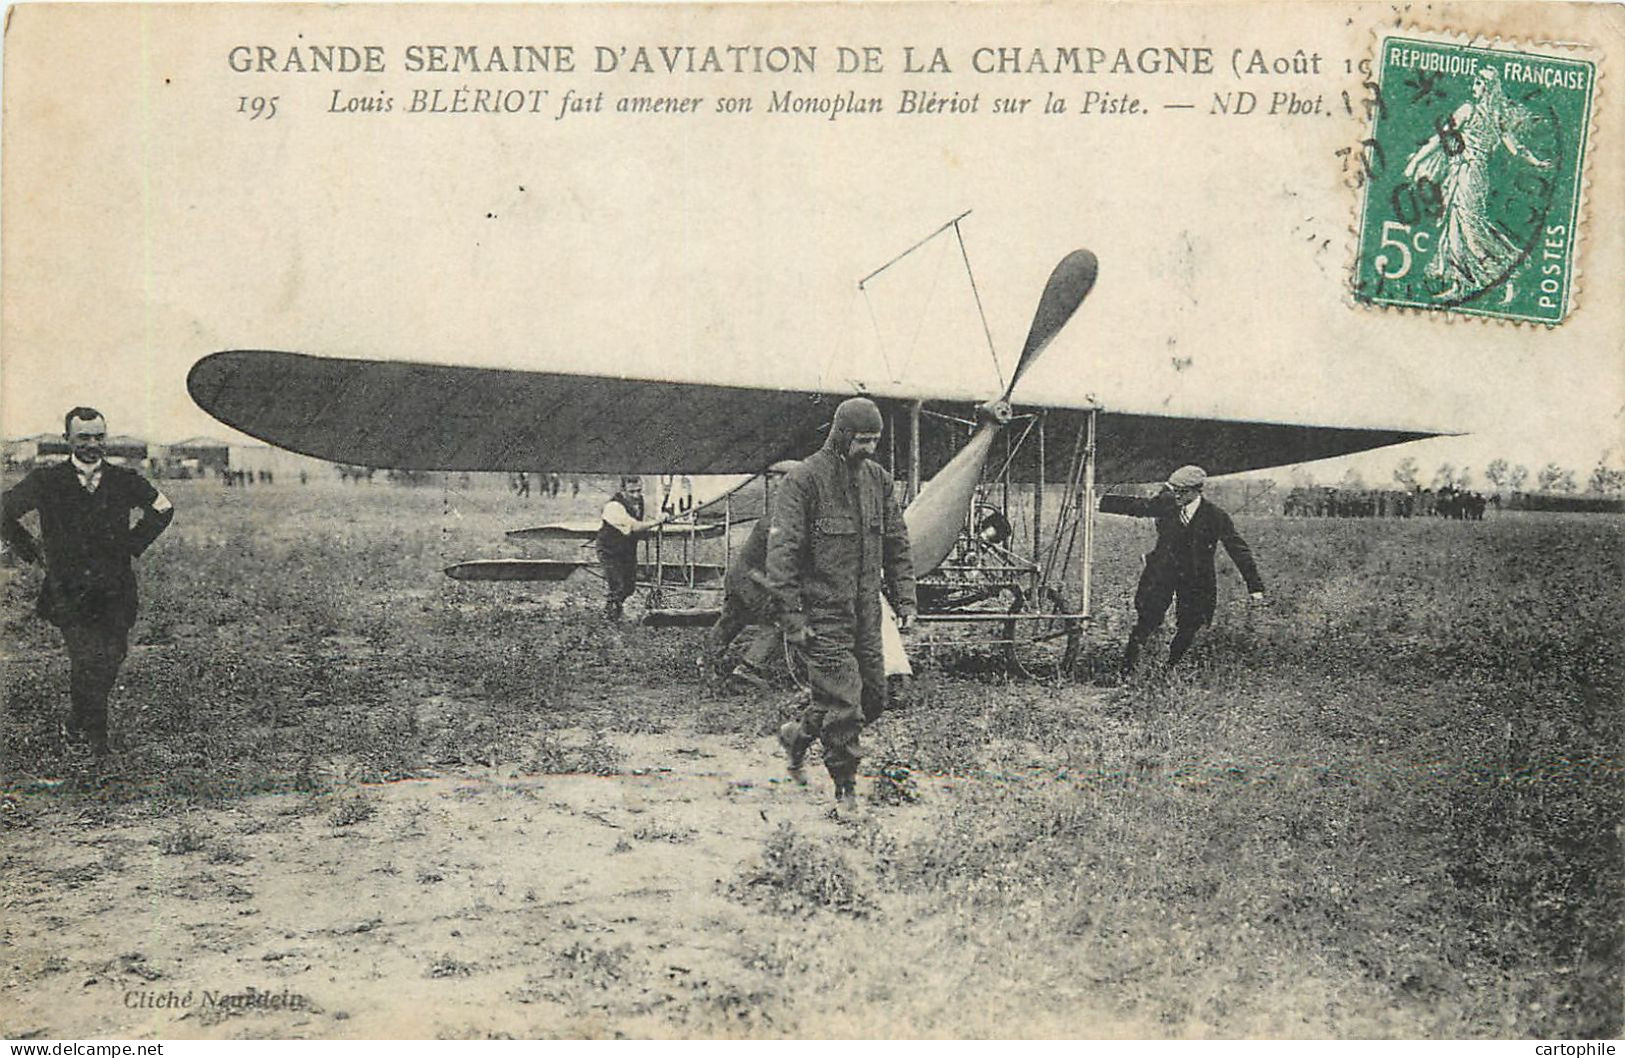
[{"left": 1353, "top": 35, "right": 1595, "bottom": 324}]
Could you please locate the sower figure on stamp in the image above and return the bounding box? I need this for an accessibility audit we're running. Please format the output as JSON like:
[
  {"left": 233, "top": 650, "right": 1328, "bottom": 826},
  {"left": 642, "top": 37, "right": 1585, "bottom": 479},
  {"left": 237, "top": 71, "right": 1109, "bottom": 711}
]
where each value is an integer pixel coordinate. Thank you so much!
[
  {"left": 596, "top": 475, "right": 658, "bottom": 622},
  {"left": 1100, "top": 465, "right": 1263, "bottom": 677},
  {"left": 2, "top": 408, "right": 174, "bottom": 755},
  {"left": 766, "top": 398, "right": 916, "bottom": 811},
  {"left": 704, "top": 461, "right": 799, "bottom": 689},
  {"left": 1402, "top": 66, "right": 1552, "bottom": 304}
]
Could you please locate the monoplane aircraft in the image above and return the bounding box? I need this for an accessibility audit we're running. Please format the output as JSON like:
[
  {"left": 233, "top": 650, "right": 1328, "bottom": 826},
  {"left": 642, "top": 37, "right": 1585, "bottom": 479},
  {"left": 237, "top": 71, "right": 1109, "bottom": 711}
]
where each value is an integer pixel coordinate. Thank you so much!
[{"left": 188, "top": 219, "right": 1439, "bottom": 675}]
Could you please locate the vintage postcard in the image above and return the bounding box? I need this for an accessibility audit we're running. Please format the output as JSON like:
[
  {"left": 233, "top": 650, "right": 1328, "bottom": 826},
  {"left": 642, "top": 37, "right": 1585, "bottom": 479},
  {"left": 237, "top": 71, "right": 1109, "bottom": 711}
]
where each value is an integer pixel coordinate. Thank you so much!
[{"left": 2, "top": 1, "right": 1621, "bottom": 1042}]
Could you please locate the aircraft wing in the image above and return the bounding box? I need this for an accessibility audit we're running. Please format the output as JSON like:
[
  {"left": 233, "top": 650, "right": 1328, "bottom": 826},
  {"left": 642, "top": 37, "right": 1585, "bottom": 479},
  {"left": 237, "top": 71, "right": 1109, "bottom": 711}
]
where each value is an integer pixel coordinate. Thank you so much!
[
  {"left": 506, "top": 521, "right": 731, "bottom": 544},
  {"left": 190, "top": 349, "right": 1443, "bottom": 479},
  {"left": 445, "top": 557, "right": 723, "bottom": 586},
  {"left": 897, "top": 399, "right": 1441, "bottom": 484},
  {"left": 506, "top": 523, "right": 602, "bottom": 545},
  {"left": 445, "top": 559, "right": 584, "bottom": 582},
  {"left": 190, "top": 350, "right": 835, "bottom": 473},
  {"left": 1021, "top": 406, "right": 1442, "bottom": 484}
]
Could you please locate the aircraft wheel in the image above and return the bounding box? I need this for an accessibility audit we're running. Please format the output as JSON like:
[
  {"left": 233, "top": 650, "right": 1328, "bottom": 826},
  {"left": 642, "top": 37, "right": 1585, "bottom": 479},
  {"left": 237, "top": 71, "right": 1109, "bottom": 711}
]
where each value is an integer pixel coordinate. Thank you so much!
[{"left": 1004, "top": 586, "right": 1081, "bottom": 679}]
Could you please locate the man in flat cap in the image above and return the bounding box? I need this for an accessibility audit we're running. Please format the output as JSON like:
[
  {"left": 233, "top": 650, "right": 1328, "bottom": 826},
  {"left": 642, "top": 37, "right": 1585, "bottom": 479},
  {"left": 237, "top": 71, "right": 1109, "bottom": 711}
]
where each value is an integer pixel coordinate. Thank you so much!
[
  {"left": 1101, "top": 464, "right": 1264, "bottom": 676},
  {"left": 766, "top": 397, "right": 916, "bottom": 811},
  {"left": 2, "top": 407, "right": 174, "bottom": 755}
]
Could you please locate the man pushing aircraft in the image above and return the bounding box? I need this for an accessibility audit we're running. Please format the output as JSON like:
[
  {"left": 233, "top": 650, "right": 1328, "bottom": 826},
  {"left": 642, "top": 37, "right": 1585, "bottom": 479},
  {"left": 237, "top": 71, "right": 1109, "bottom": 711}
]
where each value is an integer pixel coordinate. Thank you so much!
[{"left": 1101, "top": 464, "right": 1264, "bottom": 676}]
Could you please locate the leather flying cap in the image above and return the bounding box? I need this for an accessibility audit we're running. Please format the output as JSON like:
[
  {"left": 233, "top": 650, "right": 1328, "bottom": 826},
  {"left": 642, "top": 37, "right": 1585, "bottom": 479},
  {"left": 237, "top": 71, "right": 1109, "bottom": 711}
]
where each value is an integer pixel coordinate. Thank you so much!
[{"left": 833, "top": 397, "right": 883, "bottom": 434}]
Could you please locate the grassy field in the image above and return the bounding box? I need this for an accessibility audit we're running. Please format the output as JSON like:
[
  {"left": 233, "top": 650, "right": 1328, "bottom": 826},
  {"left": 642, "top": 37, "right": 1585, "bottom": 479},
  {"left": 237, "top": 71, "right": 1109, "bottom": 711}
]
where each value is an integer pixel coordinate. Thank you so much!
[{"left": 1, "top": 478, "right": 1619, "bottom": 1038}]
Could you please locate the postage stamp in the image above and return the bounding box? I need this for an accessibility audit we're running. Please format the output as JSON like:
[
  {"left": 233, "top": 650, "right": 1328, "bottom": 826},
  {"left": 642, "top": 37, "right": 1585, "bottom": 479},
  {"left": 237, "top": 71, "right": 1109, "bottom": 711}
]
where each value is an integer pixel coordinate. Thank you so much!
[{"left": 1352, "top": 35, "right": 1597, "bottom": 324}]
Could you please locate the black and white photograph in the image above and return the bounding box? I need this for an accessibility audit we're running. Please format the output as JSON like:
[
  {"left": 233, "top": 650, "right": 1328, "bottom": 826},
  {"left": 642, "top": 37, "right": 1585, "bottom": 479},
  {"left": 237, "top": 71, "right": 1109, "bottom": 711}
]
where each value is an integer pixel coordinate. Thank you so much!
[{"left": 1, "top": 1, "right": 1620, "bottom": 1041}]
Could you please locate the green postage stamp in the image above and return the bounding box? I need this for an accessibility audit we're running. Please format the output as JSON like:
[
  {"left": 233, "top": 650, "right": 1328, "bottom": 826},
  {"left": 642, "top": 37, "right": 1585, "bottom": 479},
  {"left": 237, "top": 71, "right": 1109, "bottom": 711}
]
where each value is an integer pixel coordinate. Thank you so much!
[{"left": 1353, "top": 35, "right": 1596, "bottom": 324}]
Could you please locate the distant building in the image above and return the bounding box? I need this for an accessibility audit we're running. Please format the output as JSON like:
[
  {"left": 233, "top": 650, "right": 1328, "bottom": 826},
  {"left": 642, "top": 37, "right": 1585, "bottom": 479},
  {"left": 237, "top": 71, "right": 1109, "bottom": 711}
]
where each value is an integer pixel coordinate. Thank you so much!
[
  {"left": 3, "top": 434, "right": 59, "bottom": 468},
  {"left": 5, "top": 433, "right": 148, "bottom": 468},
  {"left": 163, "top": 436, "right": 232, "bottom": 476},
  {"left": 142, "top": 438, "right": 338, "bottom": 482}
]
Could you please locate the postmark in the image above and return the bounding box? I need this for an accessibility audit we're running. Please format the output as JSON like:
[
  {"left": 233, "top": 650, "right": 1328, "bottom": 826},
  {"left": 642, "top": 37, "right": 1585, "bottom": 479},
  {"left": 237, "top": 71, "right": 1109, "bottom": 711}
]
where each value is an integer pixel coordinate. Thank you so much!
[{"left": 1353, "top": 35, "right": 1596, "bottom": 324}]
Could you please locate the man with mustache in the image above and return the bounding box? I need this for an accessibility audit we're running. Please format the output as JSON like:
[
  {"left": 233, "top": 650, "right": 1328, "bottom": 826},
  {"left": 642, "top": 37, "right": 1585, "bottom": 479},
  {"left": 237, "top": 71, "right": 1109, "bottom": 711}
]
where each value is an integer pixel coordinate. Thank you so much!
[{"left": 3, "top": 407, "right": 175, "bottom": 755}]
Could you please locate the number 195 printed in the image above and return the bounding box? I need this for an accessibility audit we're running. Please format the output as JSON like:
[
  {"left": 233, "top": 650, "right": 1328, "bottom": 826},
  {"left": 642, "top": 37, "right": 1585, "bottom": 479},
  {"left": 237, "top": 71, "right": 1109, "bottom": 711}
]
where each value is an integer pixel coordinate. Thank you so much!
[{"left": 238, "top": 95, "right": 279, "bottom": 120}]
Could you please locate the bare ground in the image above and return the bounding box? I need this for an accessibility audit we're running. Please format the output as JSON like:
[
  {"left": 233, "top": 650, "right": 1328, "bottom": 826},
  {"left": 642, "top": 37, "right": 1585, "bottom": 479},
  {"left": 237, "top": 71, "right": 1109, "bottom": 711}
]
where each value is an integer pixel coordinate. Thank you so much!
[{"left": 2, "top": 718, "right": 1178, "bottom": 1040}]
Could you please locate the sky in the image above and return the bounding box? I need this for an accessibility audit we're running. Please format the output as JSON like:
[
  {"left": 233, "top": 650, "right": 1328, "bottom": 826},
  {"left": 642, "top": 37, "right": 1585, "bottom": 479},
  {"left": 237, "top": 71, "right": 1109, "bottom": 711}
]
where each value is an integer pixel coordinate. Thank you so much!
[{"left": 3, "top": 2, "right": 1620, "bottom": 485}]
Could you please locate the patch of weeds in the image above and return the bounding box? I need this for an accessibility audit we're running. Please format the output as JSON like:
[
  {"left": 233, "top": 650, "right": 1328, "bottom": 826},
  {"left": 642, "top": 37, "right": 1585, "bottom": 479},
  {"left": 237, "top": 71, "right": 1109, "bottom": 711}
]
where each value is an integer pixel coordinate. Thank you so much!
[
  {"left": 556, "top": 940, "right": 629, "bottom": 990},
  {"left": 0, "top": 794, "right": 41, "bottom": 832},
  {"left": 327, "top": 793, "right": 377, "bottom": 828},
  {"left": 426, "top": 954, "right": 476, "bottom": 978},
  {"left": 881, "top": 688, "right": 990, "bottom": 777},
  {"left": 982, "top": 690, "right": 1082, "bottom": 754},
  {"left": 114, "top": 952, "right": 163, "bottom": 981},
  {"left": 392, "top": 805, "right": 429, "bottom": 840},
  {"left": 871, "top": 759, "right": 919, "bottom": 806},
  {"left": 291, "top": 756, "right": 327, "bottom": 795},
  {"left": 871, "top": 787, "right": 1054, "bottom": 898},
  {"left": 688, "top": 975, "right": 780, "bottom": 1029},
  {"left": 632, "top": 823, "right": 696, "bottom": 844},
  {"left": 525, "top": 731, "right": 622, "bottom": 776},
  {"left": 277, "top": 792, "right": 328, "bottom": 819},
  {"left": 611, "top": 712, "right": 671, "bottom": 736},
  {"left": 53, "top": 862, "right": 102, "bottom": 888},
  {"left": 729, "top": 822, "right": 872, "bottom": 917},
  {"left": 690, "top": 696, "right": 760, "bottom": 737},
  {"left": 206, "top": 841, "right": 251, "bottom": 865},
  {"left": 739, "top": 939, "right": 795, "bottom": 977},
  {"left": 154, "top": 823, "right": 208, "bottom": 856}
]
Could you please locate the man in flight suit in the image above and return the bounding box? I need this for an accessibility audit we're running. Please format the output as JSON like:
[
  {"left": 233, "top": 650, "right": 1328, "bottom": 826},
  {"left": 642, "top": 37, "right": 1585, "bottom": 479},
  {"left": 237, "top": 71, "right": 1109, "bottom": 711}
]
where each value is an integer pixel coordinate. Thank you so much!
[
  {"left": 766, "top": 398, "right": 916, "bottom": 808},
  {"left": 2, "top": 407, "right": 175, "bottom": 755},
  {"left": 1100, "top": 464, "right": 1264, "bottom": 676}
]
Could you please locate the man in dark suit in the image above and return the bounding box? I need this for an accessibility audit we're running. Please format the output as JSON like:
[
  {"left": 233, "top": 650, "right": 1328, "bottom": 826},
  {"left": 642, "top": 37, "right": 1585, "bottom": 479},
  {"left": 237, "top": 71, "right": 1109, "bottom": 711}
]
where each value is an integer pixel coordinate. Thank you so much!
[
  {"left": 2, "top": 407, "right": 174, "bottom": 754},
  {"left": 1100, "top": 464, "right": 1264, "bottom": 675}
]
